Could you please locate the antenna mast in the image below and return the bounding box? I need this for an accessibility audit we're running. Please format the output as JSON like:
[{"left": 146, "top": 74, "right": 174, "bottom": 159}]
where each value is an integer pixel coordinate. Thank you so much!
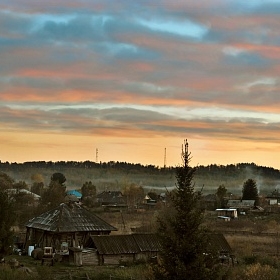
[{"left": 164, "top": 147, "right": 167, "bottom": 168}]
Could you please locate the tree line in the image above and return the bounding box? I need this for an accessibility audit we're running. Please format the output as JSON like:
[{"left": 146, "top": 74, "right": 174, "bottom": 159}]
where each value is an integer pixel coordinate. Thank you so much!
[{"left": 1, "top": 160, "right": 280, "bottom": 180}]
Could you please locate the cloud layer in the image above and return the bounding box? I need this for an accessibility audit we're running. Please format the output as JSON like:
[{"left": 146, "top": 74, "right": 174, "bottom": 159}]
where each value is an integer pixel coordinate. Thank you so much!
[{"left": 1, "top": 0, "right": 280, "bottom": 168}]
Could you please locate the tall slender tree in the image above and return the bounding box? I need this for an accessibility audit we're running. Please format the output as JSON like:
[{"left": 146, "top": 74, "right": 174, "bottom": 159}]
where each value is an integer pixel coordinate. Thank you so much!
[
  {"left": 153, "top": 140, "right": 221, "bottom": 280},
  {"left": 242, "top": 178, "right": 259, "bottom": 205}
]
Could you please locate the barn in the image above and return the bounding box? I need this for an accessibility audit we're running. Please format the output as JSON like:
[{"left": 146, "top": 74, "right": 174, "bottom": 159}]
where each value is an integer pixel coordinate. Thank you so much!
[
  {"left": 24, "top": 202, "right": 117, "bottom": 251},
  {"left": 90, "top": 233, "right": 161, "bottom": 265}
]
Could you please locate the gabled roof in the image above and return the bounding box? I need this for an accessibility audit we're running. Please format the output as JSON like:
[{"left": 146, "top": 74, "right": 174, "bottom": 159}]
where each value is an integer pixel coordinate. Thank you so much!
[
  {"left": 25, "top": 202, "right": 117, "bottom": 233},
  {"left": 92, "top": 234, "right": 161, "bottom": 255},
  {"left": 227, "top": 199, "right": 255, "bottom": 207},
  {"left": 96, "top": 191, "right": 125, "bottom": 205}
]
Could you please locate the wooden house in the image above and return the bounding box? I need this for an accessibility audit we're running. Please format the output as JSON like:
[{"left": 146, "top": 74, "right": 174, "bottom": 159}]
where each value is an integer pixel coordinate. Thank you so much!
[
  {"left": 24, "top": 202, "right": 117, "bottom": 251},
  {"left": 96, "top": 190, "right": 128, "bottom": 211},
  {"left": 227, "top": 199, "right": 255, "bottom": 211},
  {"left": 89, "top": 233, "right": 233, "bottom": 266}
]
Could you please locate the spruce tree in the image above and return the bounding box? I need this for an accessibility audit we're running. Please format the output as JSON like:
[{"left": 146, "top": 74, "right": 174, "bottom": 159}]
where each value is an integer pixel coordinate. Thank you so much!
[
  {"left": 153, "top": 140, "right": 221, "bottom": 280},
  {"left": 242, "top": 178, "right": 259, "bottom": 205}
]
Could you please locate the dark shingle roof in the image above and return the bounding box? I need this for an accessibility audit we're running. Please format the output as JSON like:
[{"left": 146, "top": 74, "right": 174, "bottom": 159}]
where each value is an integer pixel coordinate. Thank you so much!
[
  {"left": 91, "top": 233, "right": 231, "bottom": 256},
  {"left": 92, "top": 234, "right": 161, "bottom": 255},
  {"left": 208, "top": 233, "right": 232, "bottom": 253},
  {"left": 25, "top": 202, "right": 117, "bottom": 233}
]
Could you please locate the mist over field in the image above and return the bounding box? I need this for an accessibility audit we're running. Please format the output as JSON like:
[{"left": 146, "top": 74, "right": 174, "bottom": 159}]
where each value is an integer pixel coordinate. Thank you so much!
[{"left": 1, "top": 161, "right": 280, "bottom": 196}]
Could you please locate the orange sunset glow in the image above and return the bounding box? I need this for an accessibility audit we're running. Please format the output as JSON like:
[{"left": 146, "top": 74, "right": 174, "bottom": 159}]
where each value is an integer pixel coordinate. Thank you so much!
[{"left": 1, "top": 1, "right": 280, "bottom": 169}]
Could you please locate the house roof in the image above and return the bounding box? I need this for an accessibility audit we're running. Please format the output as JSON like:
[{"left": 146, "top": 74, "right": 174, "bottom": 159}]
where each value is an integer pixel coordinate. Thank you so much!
[
  {"left": 227, "top": 199, "right": 255, "bottom": 207},
  {"left": 96, "top": 191, "right": 125, "bottom": 205},
  {"left": 91, "top": 234, "right": 161, "bottom": 255},
  {"left": 5, "top": 188, "right": 41, "bottom": 200},
  {"left": 66, "top": 190, "right": 82, "bottom": 198},
  {"left": 25, "top": 202, "right": 117, "bottom": 233},
  {"left": 208, "top": 233, "right": 232, "bottom": 253},
  {"left": 92, "top": 233, "right": 230, "bottom": 255}
]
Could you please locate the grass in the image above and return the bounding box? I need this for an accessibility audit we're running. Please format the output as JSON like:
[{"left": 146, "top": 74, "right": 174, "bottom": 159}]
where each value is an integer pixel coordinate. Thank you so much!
[{"left": 1, "top": 255, "right": 152, "bottom": 280}]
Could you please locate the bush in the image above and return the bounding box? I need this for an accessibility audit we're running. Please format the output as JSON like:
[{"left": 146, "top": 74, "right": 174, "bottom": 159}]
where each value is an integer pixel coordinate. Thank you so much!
[{"left": 242, "top": 263, "right": 277, "bottom": 280}]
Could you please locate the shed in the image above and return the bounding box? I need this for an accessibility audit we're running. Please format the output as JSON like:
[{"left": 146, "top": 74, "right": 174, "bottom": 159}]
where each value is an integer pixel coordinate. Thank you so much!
[
  {"left": 91, "top": 234, "right": 161, "bottom": 265},
  {"left": 216, "top": 208, "right": 238, "bottom": 219},
  {"left": 25, "top": 202, "right": 117, "bottom": 251}
]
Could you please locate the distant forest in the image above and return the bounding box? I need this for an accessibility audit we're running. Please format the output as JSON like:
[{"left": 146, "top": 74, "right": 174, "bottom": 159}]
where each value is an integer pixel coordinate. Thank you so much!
[{"left": 1, "top": 160, "right": 280, "bottom": 195}]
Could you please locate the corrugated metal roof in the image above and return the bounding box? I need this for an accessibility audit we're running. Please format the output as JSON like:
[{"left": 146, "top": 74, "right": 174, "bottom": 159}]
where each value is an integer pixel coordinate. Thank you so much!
[
  {"left": 92, "top": 234, "right": 161, "bottom": 255},
  {"left": 25, "top": 202, "right": 117, "bottom": 233}
]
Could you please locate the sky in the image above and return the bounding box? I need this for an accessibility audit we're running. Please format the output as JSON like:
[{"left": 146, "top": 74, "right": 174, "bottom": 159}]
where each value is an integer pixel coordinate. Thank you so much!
[{"left": 1, "top": 0, "right": 280, "bottom": 169}]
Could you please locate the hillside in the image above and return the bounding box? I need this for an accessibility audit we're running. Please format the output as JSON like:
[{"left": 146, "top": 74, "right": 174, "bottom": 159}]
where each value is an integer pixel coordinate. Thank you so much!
[{"left": 1, "top": 161, "right": 280, "bottom": 195}]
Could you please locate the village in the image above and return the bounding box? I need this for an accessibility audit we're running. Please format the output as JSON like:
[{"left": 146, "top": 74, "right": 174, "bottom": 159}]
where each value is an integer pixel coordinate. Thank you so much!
[
  {"left": 1, "top": 163, "right": 280, "bottom": 280},
  {"left": 9, "top": 184, "right": 280, "bottom": 267}
]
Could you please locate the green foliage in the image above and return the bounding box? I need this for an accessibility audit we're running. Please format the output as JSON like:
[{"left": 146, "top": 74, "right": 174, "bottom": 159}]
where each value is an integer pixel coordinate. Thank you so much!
[
  {"left": 242, "top": 179, "right": 259, "bottom": 204},
  {"left": 153, "top": 140, "right": 222, "bottom": 280}
]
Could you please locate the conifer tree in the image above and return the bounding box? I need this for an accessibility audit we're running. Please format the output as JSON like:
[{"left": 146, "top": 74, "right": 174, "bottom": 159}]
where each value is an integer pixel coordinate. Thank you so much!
[
  {"left": 153, "top": 140, "right": 221, "bottom": 280},
  {"left": 242, "top": 178, "right": 259, "bottom": 205}
]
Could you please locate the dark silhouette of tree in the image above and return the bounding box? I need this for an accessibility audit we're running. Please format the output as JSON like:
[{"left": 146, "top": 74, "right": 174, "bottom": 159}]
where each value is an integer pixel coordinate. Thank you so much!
[
  {"left": 0, "top": 190, "right": 16, "bottom": 255},
  {"left": 40, "top": 173, "right": 67, "bottom": 211},
  {"left": 242, "top": 179, "right": 259, "bottom": 205},
  {"left": 51, "top": 172, "right": 66, "bottom": 186},
  {"left": 123, "top": 183, "right": 144, "bottom": 208},
  {"left": 81, "top": 181, "right": 96, "bottom": 207},
  {"left": 13, "top": 181, "right": 29, "bottom": 190},
  {"left": 31, "top": 182, "right": 44, "bottom": 196},
  {"left": 0, "top": 172, "right": 14, "bottom": 190},
  {"left": 216, "top": 184, "right": 227, "bottom": 208},
  {"left": 153, "top": 140, "right": 221, "bottom": 280}
]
